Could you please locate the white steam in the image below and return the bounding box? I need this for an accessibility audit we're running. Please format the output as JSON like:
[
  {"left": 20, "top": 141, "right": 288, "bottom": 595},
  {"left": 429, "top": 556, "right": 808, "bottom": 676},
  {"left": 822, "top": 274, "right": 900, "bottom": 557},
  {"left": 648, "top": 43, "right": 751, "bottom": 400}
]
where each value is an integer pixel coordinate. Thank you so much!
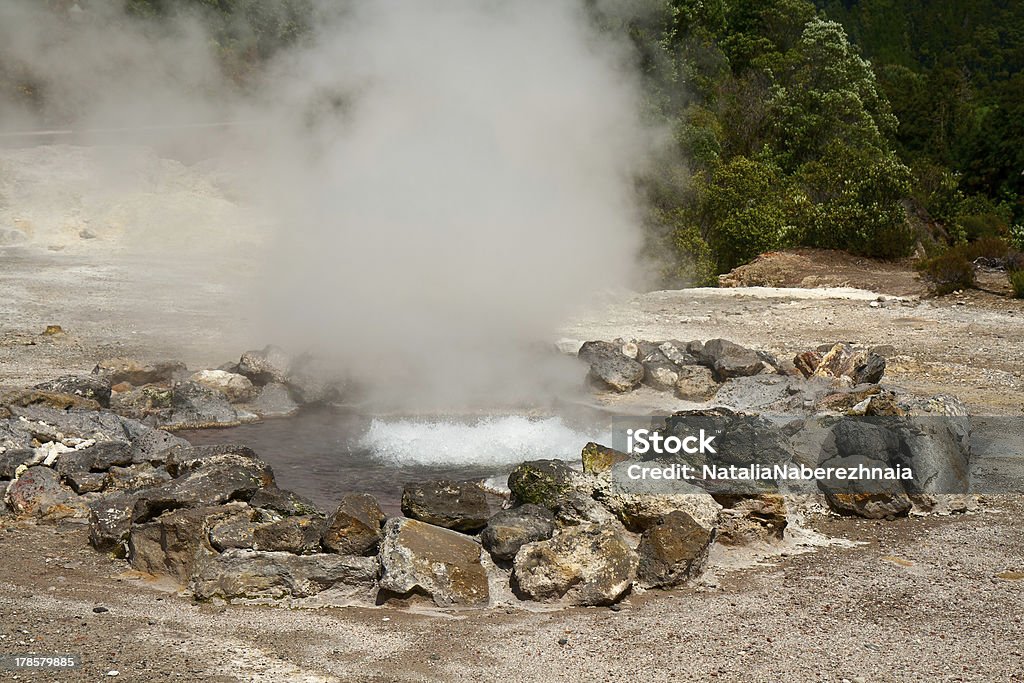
[{"left": 0, "top": 1, "right": 660, "bottom": 409}]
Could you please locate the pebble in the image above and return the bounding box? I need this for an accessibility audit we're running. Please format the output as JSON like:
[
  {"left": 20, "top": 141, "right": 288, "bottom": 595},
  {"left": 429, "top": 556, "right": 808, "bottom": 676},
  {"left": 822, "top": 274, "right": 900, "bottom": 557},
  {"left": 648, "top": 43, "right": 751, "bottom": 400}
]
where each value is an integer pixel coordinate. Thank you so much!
[{"left": 93, "top": 606, "right": 109, "bottom": 613}]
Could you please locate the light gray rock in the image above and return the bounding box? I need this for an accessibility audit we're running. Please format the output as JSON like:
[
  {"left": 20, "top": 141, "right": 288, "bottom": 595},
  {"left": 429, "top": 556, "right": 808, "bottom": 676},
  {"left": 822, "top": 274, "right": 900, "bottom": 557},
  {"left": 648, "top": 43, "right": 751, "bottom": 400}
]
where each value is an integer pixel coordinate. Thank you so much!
[
  {"left": 237, "top": 346, "right": 291, "bottom": 386},
  {"left": 189, "top": 370, "right": 255, "bottom": 403},
  {"left": 190, "top": 549, "right": 378, "bottom": 602},
  {"left": 513, "top": 524, "right": 637, "bottom": 606},
  {"left": 578, "top": 341, "right": 645, "bottom": 393},
  {"left": 378, "top": 518, "right": 489, "bottom": 607},
  {"left": 159, "top": 381, "right": 241, "bottom": 430},
  {"left": 250, "top": 383, "right": 299, "bottom": 418}
]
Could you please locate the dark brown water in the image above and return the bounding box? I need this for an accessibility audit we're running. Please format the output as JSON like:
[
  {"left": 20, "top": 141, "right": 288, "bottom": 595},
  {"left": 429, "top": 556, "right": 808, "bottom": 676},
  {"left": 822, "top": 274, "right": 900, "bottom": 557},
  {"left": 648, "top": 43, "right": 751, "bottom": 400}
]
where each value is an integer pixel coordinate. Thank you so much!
[{"left": 180, "top": 406, "right": 610, "bottom": 514}]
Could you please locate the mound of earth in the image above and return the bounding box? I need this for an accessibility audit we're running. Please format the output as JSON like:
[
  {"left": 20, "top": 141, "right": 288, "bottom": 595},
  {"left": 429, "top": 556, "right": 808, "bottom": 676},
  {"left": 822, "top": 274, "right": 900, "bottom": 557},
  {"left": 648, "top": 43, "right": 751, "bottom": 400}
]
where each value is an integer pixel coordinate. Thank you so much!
[{"left": 718, "top": 249, "right": 926, "bottom": 297}]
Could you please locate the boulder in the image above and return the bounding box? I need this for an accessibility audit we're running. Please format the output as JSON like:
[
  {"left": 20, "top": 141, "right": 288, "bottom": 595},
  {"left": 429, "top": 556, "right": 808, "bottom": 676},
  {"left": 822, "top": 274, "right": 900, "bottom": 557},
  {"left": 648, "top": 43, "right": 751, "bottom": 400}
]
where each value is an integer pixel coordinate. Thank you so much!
[
  {"left": 713, "top": 375, "right": 830, "bottom": 414},
  {"left": 637, "top": 510, "right": 715, "bottom": 588},
  {"left": 130, "top": 453, "right": 275, "bottom": 523},
  {"left": 33, "top": 376, "right": 112, "bottom": 407},
  {"left": 164, "top": 444, "right": 261, "bottom": 477},
  {"left": 581, "top": 442, "right": 629, "bottom": 475},
  {"left": 249, "top": 486, "right": 324, "bottom": 517},
  {"left": 5, "top": 466, "right": 86, "bottom": 520},
  {"left": 513, "top": 524, "right": 637, "bottom": 606},
  {"left": 189, "top": 370, "right": 255, "bottom": 403},
  {"left": 54, "top": 441, "right": 133, "bottom": 475},
  {"left": 596, "top": 462, "right": 722, "bottom": 533},
  {"left": 673, "top": 365, "right": 718, "bottom": 401},
  {"left": 109, "top": 385, "right": 172, "bottom": 419},
  {"left": 285, "top": 354, "right": 344, "bottom": 405},
  {"left": 190, "top": 549, "right": 378, "bottom": 602},
  {"left": 209, "top": 513, "right": 259, "bottom": 551},
  {"left": 88, "top": 492, "right": 139, "bottom": 553},
  {"left": 103, "top": 463, "right": 172, "bottom": 491},
  {"left": 480, "top": 504, "right": 555, "bottom": 561},
  {"left": 0, "top": 448, "right": 35, "bottom": 479},
  {"left": 322, "top": 493, "right": 386, "bottom": 555},
  {"left": 578, "top": 341, "right": 644, "bottom": 393},
  {"left": 5, "top": 406, "right": 129, "bottom": 444},
  {"left": 129, "top": 504, "right": 249, "bottom": 583},
  {"left": 642, "top": 360, "right": 681, "bottom": 391},
  {"left": 400, "top": 480, "right": 490, "bottom": 532},
  {"left": 854, "top": 354, "right": 886, "bottom": 385},
  {"left": 249, "top": 514, "right": 324, "bottom": 554},
  {"left": 250, "top": 383, "right": 299, "bottom": 418},
  {"left": 0, "top": 388, "right": 100, "bottom": 412},
  {"left": 237, "top": 346, "right": 291, "bottom": 386},
  {"left": 93, "top": 358, "right": 186, "bottom": 386},
  {"left": 894, "top": 414, "right": 971, "bottom": 497},
  {"left": 508, "top": 459, "right": 615, "bottom": 526},
  {"left": 699, "top": 339, "right": 764, "bottom": 380},
  {"left": 658, "top": 341, "right": 700, "bottom": 366},
  {"left": 64, "top": 470, "right": 107, "bottom": 494},
  {"left": 378, "top": 518, "right": 489, "bottom": 607},
  {"left": 817, "top": 454, "right": 913, "bottom": 519},
  {"left": 159, "top": 382, "right": 240, "bottom": 429},
  {"left": 120, "top": 421, "right": 190, "bottom": 464}
]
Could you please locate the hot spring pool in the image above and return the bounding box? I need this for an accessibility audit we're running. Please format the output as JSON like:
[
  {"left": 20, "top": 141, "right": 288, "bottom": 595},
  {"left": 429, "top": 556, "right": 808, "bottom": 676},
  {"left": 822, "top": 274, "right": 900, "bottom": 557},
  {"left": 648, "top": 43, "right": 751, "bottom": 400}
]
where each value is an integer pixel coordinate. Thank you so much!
[{"left": 180, "top": 407, "right": 612, "bottom": 514}]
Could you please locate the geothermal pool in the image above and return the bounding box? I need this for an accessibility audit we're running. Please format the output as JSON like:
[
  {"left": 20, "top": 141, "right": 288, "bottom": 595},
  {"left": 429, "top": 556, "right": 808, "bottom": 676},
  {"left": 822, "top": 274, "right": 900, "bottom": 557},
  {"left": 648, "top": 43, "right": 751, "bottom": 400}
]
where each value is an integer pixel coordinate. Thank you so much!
[{"left": 181, "top": 407, "right": 612, "bottom": 514}]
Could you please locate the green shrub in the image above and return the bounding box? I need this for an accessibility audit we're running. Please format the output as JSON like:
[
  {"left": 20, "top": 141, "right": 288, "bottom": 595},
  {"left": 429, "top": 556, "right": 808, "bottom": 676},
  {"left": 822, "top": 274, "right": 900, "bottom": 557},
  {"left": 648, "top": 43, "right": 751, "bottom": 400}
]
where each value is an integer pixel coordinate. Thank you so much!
[
  {"left": 960, "top": 236, "right": 1010, "bottom": 261},
  {"left": 916, "top": 250, "right": 976, "bottom": 295},
  {"left": 1009, "top": 270, "right": 1024, "bottom": 299},
  {"left": 957, "top": 212, "right": 1008, "bottom": 241}
]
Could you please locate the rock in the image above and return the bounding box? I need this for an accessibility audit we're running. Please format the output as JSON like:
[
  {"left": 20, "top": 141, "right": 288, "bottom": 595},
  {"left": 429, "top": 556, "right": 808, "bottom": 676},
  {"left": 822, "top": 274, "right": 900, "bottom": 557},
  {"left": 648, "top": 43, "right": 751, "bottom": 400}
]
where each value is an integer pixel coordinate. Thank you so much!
[
  {"left": 88, "top": 492, "right": 139, "bottom": 553},
  {"left": 642, "top": 360, "right": 680, "bottom": 391},
  {"left": 129, "top": 504, "right": 249, "bottom": 583},
  {"left": 480, "top": 504, "right": 555, "bottom": 561},
  {"left": 109, "top": 385, "right": 172, "bottom": 419},
  {"left": 124, "top": 423, "right": 190, "bottom": 464},
  {"left": 54, "top": 441, "right": 133, "bottom": 476},
  {"left": 188, "top": 370, "right": 255, "bottom": 403},
  {"left": 5, "top": 406, "right": 130, "bottom": 443},
  {"left": 93, "top": 358, "right": 186, "bottom": 386},
  {"left": 508, "top": 459, "right": 613, "bottom": 526},
  {"left": 65, "top": 470, "right": 107, "bottom": 494},
  {"left": 853, "top": 353, "right": 886, "bottom": 384},
  {"left": 894, "top": 413, "right": 971, "bottom": 497},
  {"left": 0, "top": 388, "right": 100, "bottom": 411},
  {"left": 322, "top": 493, "right": 385, "bottom": 555},
  {"left": 0, "top": 448, "right": 35, "bottom": 478},
  {"left": 6, "top": 466, "right": 87, "bottom": 520},
  {"left": 401, "top": 480, "right": 490, "bottom": 532},
  {"left": 713, "top": 374, "right": 829, "bottom": 413},
  {"left": 673, "top": 365, "right": 718, "bottom": 401},
  {"left": 163, "top": 444, "right": 260, "bottom": 477},
  {"left": 581, "top": 442, "right": 629, "bottom": 474},
  {"left": 578, "top": 341, "right": 645, "bottom": 393},
  {"left": 817, "top": 454, "right": 913, "bottom": 519},
  {"left": 190, "top": 549, "right": 378, "bottom": 602},
  {"left": 699, "top": 339, "right": 764, "bottom": 380},
  {"left": 658, "top": 341, "right": 700, "bottom": 366},
  {"left": 715, "top": 495, "right": 788, "bottom": 546},
  {"left": 103, "top": 463, "right": 172, "bottom": 491},
  {"left": 513, "top": 524, "right": 637, "bottom": 606},
  {"left": 130, "top": 453, "right": 275, "bottom": 523},
  {"left": 34, "top": 376, "right": 112, "bottom": 407},
  {"left": 285, "top": 354, "right": 344, "bottom": 405},
  {"left": 596, "top": 462, "right": 722, "bottom": 533},
  {"left": 208, "top": 513, "right": 259, "bottom": 551},
  {"left": 160, "top": 382, "right": 240, "bottom": 429},
  {"left": 636, "top": 510, "right": 715, "bottom": 588},
  {"left": 378, "top": 518, "right": 489, "bottom": 607},
  {"left": 237, "top": 346, "right": 291, "bottom": 386},
  {"left": 252, "top": 515, "right": 326, "bottom": 554},
  {"left": 249, "top": 486, "right": 324, "bottom": 517},
  {"left": 250, "top": 383, "right": 299, "bottom": 418}
]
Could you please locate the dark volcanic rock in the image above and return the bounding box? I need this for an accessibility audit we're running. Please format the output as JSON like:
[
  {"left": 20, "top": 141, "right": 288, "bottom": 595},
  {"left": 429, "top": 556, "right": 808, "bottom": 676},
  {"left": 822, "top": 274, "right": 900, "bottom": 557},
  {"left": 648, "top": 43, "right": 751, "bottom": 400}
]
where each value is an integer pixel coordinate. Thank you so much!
[
  {"left": 508, "top": 459, "right": 613, "bottom": 526},
  {"left": 716, "top": 494, "right": 788, "bottom": 546},
  {"left": 673, "top": 365, "right": 718, "bottom": 400},
  {"left": 89, "top": 492, "right": 139, "bottom": 554},
  {"left": 513, "top": 524, "right": 637, "bottom": 606},
  {"left": 237, "top": 346, "right": 291, "bottom": 386},
  {"left": 636, "top": 510, "right": 715, "bottom": 588},
  {"left": 250, "top": 383, "right": 299, "bottom": 418},
  {"left": 480, "top": 504, "right": 555, "bottom": 561},
  {"left": 129, "top": 504, "right": 249, "bottom": 583},
  {"left": 0, "top": 388, "right": 100, "bottom": 411},
  {"left": 378, "top": 518, "right": 489, "bottom": 607},
  {"left": 103, "top": 463, "right": 172, "bottom": 491},
  {"left": 164, "top": 444, "right": 260, "bottom": 478},
  {"left": 817, "top": 454, "right": 913, "bottom": 519},
  {"left": 322, "top": 493, "right": 386, "bottom": 555},
  {"left": 249, "top": 486, "right": 324, "bottom": 517},
  {"left": 54, "top": 441, "right": 133, "bottom": 475},
  {"left": 34, "top": 375, "right": 112, "bottom": 407},
  {"left": 400, "top": 480, "right": 490, "bottom": 533},
  {"left": 698, "top": 339, "right": 765, "bottom": 380},
  {"left": 252, "top": 515, "right": 326, "bottom": 554},
  {"left": 581, "top": 442, "right": 629, "bottom": 475},
  {"left": 0, "top": 448, "right": 35, "bottom": 479},
  {"left": 160, "top": 382, "right": 240, "bottom": 429},
  {"left": 853, "top": 353, "right": 887, "bottom": 385}
]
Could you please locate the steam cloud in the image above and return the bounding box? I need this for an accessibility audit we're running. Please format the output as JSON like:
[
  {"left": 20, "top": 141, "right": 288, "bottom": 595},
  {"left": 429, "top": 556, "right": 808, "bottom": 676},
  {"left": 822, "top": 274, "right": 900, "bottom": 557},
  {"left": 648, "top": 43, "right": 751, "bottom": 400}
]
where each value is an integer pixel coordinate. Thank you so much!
[{"left": 0, "top": 1, "right": 659, "bottom": 409}]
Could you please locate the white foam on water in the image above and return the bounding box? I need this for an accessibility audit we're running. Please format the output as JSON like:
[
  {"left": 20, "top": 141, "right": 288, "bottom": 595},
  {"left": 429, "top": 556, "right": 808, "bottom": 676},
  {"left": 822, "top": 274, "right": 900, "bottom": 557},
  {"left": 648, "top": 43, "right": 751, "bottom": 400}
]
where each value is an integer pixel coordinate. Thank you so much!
[{"left": 358, "top": 415, "right": 608, "bottom": 467}]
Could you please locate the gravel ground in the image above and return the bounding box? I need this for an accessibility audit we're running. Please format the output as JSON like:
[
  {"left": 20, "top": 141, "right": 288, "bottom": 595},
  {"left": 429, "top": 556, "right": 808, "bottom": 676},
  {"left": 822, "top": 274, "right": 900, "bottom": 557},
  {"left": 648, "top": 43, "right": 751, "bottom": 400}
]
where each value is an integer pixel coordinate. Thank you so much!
[{"left": 2, "top": 237, "right": 1024, "bottom": 681}]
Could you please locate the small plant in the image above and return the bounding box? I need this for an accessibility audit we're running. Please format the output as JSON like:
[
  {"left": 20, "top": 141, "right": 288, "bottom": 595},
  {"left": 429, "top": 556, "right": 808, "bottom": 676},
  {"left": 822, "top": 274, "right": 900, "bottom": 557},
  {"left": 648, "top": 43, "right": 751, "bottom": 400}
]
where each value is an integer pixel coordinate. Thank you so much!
[
  {"left": 1009, "top": 270, "right": 1024, "bottom": 299},
  {"left": 917, "top": 250, "right": 976, "bottom": 295}
]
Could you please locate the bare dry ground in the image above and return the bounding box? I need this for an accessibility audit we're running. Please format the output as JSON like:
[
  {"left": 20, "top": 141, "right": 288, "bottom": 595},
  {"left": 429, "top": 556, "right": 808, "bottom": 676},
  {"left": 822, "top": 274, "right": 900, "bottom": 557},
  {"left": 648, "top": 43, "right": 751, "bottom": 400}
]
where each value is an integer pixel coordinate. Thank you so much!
[{"left": 2, "top": 247, "right": 1024, "bottom": 681}]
